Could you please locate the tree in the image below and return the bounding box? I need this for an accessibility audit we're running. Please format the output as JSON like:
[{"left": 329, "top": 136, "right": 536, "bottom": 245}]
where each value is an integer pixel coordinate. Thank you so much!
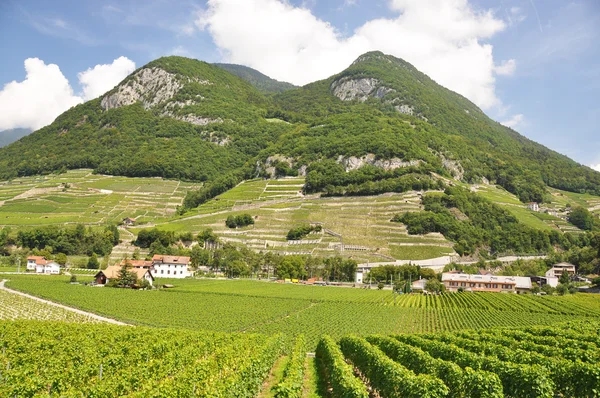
[
  {"left": 559, "top": 270, "right": 570, "bottom": 285},
  {"left": 377, "top": 282, "right": 384, "bottom": 290},
  {"left": 116, "top": 263, "right": 137, "bottom": 287},
  {"left": 568, "top": 206, "right": 595, "bottom": 231},
  {"left": 425, "top": 278, "right": 445, "bottom": 293},
  {"left": 556, "top": 283, "right": 569, "bottom": 295},
  {"left": 55, "top": 253, "right": 67, "bottom": 266},
  {"left": 132, "top": 248, "right": 140, "bottom": 260},
  {"left": 87, "top": 253, "right": 100, "bottom": 270},
  {"left": 531, "top": 282, "right": 541, "bottom": 294}
]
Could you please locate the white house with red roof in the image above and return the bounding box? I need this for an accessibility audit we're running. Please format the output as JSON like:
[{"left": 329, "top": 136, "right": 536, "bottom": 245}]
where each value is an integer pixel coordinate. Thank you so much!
[{"left": 151, "top": 255, "right": 191, "bottom": 278}]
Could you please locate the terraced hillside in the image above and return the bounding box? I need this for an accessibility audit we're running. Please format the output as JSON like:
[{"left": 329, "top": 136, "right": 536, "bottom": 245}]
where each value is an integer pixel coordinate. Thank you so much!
[
  {"left": 0, "top": 169, "right": 198, "bottom": 226},
  {"left": 0, "top": 169, "right": 595, "bottom": 262},
  {"left": 151, "top": 177, "right": 455, "bottom": 262}
]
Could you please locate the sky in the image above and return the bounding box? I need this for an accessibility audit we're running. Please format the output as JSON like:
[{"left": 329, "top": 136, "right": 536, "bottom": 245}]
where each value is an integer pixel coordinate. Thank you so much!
[{"left": 0, "top": 0, "right": 599, "bottom": 170}]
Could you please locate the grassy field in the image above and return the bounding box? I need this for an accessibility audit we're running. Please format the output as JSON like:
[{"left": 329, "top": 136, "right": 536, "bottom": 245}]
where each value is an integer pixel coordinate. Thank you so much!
[{"left": 5, "top": 275, "right": 600, "bottom": 348}]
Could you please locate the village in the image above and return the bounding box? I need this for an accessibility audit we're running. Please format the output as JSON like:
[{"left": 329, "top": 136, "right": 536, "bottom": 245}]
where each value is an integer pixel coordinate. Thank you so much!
[{"left": 25, "top": 251, "right": 596, "bottom": 295}]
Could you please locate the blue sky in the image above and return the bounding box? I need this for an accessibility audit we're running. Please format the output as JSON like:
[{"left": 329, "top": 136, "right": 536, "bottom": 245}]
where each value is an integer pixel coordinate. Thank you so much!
[{"left": 0, "top": 0, "right": 599, "bottom": 169}]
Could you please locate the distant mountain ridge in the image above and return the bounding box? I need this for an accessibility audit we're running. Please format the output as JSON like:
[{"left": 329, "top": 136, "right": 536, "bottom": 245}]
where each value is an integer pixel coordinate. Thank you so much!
[
  {"left": 214, "top": 63, "right": 297, "bottom": 93},
  {"left": 0, "top": 52, "right": 598, "bottom": 210},
  {"left": 0, "top": 128, "right": 31, "bottom": 147}
]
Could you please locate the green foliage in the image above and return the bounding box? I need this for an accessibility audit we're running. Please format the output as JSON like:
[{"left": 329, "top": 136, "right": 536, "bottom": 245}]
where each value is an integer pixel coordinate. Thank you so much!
[
  {"left": 135, "top": 228, "right": 177, "bottom": 248},
  {"left": 568, "top": 206, "right": 596, "bottom": 231},
  {"left": 115, "top": 264, "right": 137, "bottom": 287},
  {"left": 394, "top": 186, "right": 570, "bottom": 256},
  {"left": 286, "top": 224, "right": 321, "bottom": 240},
  {"left": 425, "top": 278, "right": 445, "bottom": 293},
  {"left": 273, "top": 335, "right": 306, "bottom": 398},
  {"left": 225, "top": 213, "right": 255, "bottom": 228},
  {"left": 339, "top": 335, "right": 449, "bottom": 398},
  {"left": 86, "top": 253, "right": 99, "bottom": 270},
  {"left": 0, "top": 321, "right": 285, "bottom": 397},
  {"left": 316, "top": 336, "right": 369, "bottom": 398},
  {"left": 366, "top": 335, "right": 503, "bottom": 398},
  {"left": 17, "top": 224, "right": 116, "bottom": 256}
]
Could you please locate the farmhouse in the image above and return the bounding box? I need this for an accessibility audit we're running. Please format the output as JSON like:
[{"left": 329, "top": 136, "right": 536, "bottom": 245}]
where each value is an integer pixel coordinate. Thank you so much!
[
  {"left": 527, "top": 202, "right": 540, "bottom": 212},
  {"left": 152, "top": 255, "right": 191, "bottom": 278},
  {"left": 442, "top": 273, "right": 531, "bottom": 293},
  {"left": 94, "top": 265, "right": 154, "bottom": 286},
  {"left": 26, "top": 256, "right": 45, "bottom": 270},
  {"left": 545, "top": 262, "right": 576, "bottom": 278},
  {"left": 122, "top": 217, "right": 136, "bottom": 226},
  {"left": 27, "top": 256, "right": 61, "bottom": 274}
]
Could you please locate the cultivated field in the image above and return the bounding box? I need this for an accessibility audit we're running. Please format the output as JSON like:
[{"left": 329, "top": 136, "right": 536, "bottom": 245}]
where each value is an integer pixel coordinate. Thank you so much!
[
  {"left": 0, "top": 169, "right": 199, "bottom": 226},
  {"left": 150, "top": 177, "right": 456, "bottom": 262},
  {"left": 5, "top": 276, "right": 600, "bottom": 348},
  {"left": 0, "top": 288, "right": 98, "bottom": 322}
]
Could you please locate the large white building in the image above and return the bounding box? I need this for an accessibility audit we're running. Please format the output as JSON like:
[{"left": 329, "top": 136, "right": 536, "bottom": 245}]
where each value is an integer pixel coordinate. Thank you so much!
[
  {"left": 151, "top": 255, "right": 191, "bottom": 278},
  {"left": 545, "top": 263, "right": 576, "bottom": 278},
  {"left": 442, "top": 272, "right": 532, "bottom": 293}
]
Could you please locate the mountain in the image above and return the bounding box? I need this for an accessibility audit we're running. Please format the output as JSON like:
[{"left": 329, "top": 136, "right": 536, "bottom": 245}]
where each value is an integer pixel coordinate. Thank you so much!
[
  {"left": 214, "top": 63, "right": 297, "bottom": 93},
  {"left": 0, "top": 128, "right": 31, "bottom": 147},
  {"left": 0, "top": 52, "right": 598, "bottom": 211}
]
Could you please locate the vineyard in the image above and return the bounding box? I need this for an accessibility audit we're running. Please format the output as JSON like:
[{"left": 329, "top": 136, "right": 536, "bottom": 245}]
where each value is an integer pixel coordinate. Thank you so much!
[
  {"left": 0, "top": 321, "right": 289, "bottom": 397},
  {"left": 0, "top": 289, "right": 98, "bottom": 323},
  {"left": 5, "top": 276, "right": 600, "bottom": 348},
  {"left": 317, "top": 321, "right": 600, "bottom": 398},
  {"left": 1, "top": 320, "right": 599, "bottom": 397}
]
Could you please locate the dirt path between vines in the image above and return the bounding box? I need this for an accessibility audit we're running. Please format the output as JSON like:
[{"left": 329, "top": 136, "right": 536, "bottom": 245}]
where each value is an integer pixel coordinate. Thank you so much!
[{"left": 0, "top": 279, "right": 131, "bottom": 326}]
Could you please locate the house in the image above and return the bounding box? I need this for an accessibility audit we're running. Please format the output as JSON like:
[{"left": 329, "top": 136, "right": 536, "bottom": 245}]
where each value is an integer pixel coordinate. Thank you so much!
[
  {"left": 411, "top": 279, "right": 428, "bottom": 291},
  {"left": 529, "top": 275, "right": 559, "bottom": 288},
  {"left": 151, "top": 255, "right": 191, "bottom": 278},
  {"left": 545, "top": 263, "right": 576, "bottom": 278},
  {"left": 527, "top": 202, "right": 540, "bottom": 212},
  {"left": 122, "top": 217, "right": 136, "bottom": 226},
  {"left": 442, "top": 272, "right": 531, "bottom": 293},
  {"left": 32, "top": 259, "right": 61, "bottom": 274},
  {"left": 26, "top": 256, "right": 46, "bottom": 270},
  {"left": 94, "top": 265, "right": 154, "bottom": 286},
  {"left": 355, "top": 271, "right": 364, "bottom": 284}
]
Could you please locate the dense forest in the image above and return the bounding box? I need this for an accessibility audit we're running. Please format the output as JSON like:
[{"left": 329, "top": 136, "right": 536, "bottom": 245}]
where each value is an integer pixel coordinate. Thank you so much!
[{"left": 0, "top": 53, "right": 599, "bottom": 211}]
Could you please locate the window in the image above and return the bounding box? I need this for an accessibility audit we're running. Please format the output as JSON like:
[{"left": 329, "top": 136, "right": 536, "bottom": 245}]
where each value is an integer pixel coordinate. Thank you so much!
[
  {"left": 461, "top": 282, "right": 465, "bottom": 287},
  {"left": 167, "top": 270, "right": 170, "bottom": 275},
  {"left": 180, "top": 271, "right": 183, "bottom": 275},
  {"left": 493, "top": 284, "right": 498, "bottom": 288},
  {"left": 161, "top": 270, "right": 164, "bottom": 274}
]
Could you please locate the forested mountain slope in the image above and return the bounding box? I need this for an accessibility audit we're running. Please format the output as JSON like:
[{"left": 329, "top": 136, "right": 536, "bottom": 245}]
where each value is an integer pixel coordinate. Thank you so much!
[{"left": 0, "top": 52, "right": 598, "bottom": 209}]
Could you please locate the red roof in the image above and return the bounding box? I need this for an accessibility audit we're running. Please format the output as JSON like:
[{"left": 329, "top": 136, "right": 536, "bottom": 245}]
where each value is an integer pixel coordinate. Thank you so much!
[
  {"left": 152, "top": 255, "right": 190, "bottom": 265},
  {"left": 119, "top": 259, "right": 152, "bottom": 268}
]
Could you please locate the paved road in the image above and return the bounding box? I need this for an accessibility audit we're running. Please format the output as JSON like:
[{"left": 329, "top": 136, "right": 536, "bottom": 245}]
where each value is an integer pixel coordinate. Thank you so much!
[{"left": 0, "top": 279, "right": 131, "bottom": 326}]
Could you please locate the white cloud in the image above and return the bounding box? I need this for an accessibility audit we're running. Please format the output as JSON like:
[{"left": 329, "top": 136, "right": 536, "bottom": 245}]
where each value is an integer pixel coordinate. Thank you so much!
[
  {"left": 0, "top": 58, "right": 82, "bottom": 131},
  {"left": 501, "top": 113, "right": 524, "bottom": 128},
  {"left": 197, "top": 0, "right": 508, "bottom": 110},
  {"left": 78, "top": 56, "right": 136, "bottom": 101},
  {"left": 495, "top": 59, "right": 516, "bottom": 76},
  {"left": 591, "top": 164, "right": 600, "bottom": 172},
  {"left": 0, "top": 56, "right": 135, "bottom": 131}
]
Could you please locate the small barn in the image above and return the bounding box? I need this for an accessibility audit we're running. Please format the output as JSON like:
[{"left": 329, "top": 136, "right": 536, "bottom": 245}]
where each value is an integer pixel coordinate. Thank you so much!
[{"left": 95, "top": 265, "right": 154, "bottom": 287}]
